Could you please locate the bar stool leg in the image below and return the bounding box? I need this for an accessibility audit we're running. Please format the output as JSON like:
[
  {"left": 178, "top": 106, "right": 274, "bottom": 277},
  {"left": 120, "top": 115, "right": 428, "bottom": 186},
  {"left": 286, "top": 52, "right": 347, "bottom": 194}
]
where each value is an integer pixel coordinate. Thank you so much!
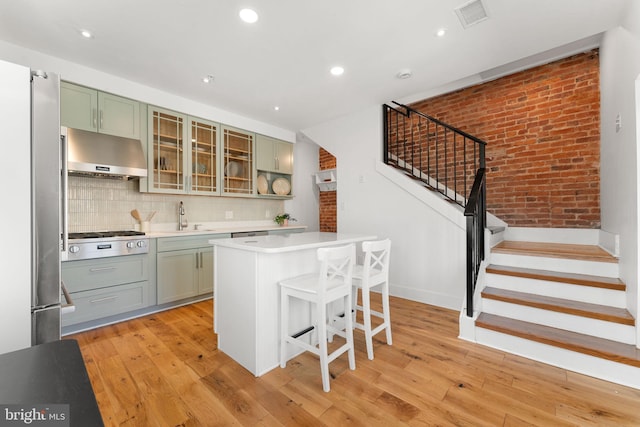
[
  {"left": 317, "top": 303, "right": 331, "bottom": 392},
  {"left": 361, "top": 286, "right": 374, "bottom": 360},
  {"left": 280, "top": 290, "right": 289, "bottom": 368},
  {"left": 382, "top": 283, "right": 392, "bottom": 345},
  {"left": 345, "top": 292, "right": 356, "bottom": 370}
]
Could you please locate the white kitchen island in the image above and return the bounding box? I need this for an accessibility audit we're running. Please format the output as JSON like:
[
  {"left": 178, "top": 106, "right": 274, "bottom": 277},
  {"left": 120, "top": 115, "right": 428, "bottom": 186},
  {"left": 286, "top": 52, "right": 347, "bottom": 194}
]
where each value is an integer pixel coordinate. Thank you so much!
[{"left": 211, "top": 231, "right": 376, "bottom": 376}]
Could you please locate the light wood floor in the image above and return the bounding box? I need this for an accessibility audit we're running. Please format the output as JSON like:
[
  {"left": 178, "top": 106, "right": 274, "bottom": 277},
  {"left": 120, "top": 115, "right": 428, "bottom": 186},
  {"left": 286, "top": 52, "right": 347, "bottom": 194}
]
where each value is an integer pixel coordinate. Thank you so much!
[{"left": 68, "top": 297, "right": 640, "bottom": 426}]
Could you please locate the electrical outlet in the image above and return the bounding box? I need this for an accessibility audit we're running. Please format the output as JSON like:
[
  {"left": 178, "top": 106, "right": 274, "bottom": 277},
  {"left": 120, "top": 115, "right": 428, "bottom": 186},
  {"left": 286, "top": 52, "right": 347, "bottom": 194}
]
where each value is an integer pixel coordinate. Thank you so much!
[
  {"left": 225, "top": 211, "right": 233, "bottom": 219},
  {"left": 265, "top": 209, "right": 271, "bottom": 219}
]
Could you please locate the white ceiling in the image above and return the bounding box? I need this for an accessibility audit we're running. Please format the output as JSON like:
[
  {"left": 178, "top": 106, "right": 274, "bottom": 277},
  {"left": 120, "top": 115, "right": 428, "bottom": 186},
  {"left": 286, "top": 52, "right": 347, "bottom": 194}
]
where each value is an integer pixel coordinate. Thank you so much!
[{"left": 0, "top": 0, "right": 631, "bottom": 131}]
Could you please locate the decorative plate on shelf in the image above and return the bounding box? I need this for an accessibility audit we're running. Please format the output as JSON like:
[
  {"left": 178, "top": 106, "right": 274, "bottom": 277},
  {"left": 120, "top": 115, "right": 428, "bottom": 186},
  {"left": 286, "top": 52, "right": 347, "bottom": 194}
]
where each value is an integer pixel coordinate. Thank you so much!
[
  {"left": 272, "top": 177, "right": 291, "bottom": 195},
  {"left": 257, "top": 175, "right": 269, "bottom": 195},
  {"left": 225, "top": 161, "right": 243, "bottom": 177}
]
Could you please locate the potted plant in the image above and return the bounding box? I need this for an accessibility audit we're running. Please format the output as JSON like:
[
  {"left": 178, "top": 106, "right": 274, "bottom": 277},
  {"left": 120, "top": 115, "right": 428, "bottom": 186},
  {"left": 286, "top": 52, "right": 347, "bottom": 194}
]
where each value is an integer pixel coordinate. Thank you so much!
[{"left": 274, "top": 213, "right": 296, "bottom": 226}]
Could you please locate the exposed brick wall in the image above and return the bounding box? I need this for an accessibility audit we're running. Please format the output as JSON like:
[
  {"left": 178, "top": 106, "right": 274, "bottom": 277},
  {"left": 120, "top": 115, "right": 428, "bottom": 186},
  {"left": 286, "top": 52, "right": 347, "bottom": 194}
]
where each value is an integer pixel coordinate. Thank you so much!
[
  {"left": 319, "top": 148, "right": 337, "bottom": 232},
  {"left": 411, "top": 50, "right": 601, "bottom": 228},
  {"left": 319, "top": 147, "right": 337, "bottom": 170}
]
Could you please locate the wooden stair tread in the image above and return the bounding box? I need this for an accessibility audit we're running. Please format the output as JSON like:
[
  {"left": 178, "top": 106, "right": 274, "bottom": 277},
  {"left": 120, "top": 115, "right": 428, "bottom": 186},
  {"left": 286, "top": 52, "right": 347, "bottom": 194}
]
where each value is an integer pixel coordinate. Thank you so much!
[
  {"left": 486, "top": 264, "right": 626, "bottom": 291},
  {"left": 476, "top": 313, "right": 640, "bottom": 368},
  {"left": 492, "top": 241, "right": 618, "bottom": 263},
  {"left": 481, "top": 287, "right": 635, "bottom": 325}
]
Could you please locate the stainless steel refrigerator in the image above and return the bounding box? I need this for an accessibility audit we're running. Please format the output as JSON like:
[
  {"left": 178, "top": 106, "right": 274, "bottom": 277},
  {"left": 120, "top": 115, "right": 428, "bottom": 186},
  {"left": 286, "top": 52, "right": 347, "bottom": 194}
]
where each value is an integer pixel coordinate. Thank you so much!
[{"left": 30, "top": 70, "right": 68, "bottom": 345}]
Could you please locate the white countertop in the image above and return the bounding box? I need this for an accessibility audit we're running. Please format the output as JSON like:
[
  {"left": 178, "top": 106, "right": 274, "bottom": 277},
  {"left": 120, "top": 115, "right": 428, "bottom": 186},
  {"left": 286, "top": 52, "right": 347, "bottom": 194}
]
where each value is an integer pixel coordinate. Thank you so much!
[
  {"left": 145, "top": 224, "right": 306, "bottom": 238},
  {"left": 210, "top": 231, "right": 377, "bottom": 253}
]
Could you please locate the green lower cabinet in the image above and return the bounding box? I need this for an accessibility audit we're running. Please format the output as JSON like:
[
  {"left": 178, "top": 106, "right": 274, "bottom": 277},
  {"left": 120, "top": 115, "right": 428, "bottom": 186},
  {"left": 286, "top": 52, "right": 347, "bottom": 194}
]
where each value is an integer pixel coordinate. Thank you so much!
[
  {"left": 156, "top": 234, "right": 226, "bottom": 304},
  {"left": 157, "top": 248, "right": 200, "bottom": 303},
  {"left": 61, "top": 254, "right": 151, "bottom": 327}
]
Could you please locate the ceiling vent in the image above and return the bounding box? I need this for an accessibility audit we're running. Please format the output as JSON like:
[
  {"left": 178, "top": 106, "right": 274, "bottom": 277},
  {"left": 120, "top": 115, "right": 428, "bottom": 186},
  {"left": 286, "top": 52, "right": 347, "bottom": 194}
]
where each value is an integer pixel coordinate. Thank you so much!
[{"left": 455, "top": 0, "right": 489, "bottom": 29}]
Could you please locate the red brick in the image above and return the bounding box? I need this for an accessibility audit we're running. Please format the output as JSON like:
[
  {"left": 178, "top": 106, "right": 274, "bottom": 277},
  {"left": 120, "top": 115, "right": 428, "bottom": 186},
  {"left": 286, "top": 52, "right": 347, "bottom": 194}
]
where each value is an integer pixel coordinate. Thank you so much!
[{"left": 409, "top": 50, "right": 600, "bottom": 228}]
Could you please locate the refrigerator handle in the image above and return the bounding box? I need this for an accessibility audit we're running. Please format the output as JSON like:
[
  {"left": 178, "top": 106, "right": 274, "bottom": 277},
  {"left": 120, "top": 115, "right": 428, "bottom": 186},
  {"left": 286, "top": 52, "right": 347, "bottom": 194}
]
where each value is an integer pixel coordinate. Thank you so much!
[{"left": 60, "top": 128, "right": 69, "bottom": 258}]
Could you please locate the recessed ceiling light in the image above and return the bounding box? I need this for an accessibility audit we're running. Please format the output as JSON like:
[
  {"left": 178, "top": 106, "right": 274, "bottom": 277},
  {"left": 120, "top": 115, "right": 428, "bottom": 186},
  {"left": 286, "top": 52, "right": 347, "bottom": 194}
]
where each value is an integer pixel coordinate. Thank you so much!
[
  {"left": 436, "top": 28, "right": 447, "bottom": 37},
  {"left": 202, "top": 75, "right": 214, "bottom": 83},
  {"left": 330, "top": 66, "right": 344, "bottom": 76},
  {"left": 239, "top": 8, "right": 258, "bottom": 23},
  {"left": 274, "top": 106, "right": 280, "bottom": 111},
  {"left": 79, "top": 29, "right": 93, "bottom": 39}
]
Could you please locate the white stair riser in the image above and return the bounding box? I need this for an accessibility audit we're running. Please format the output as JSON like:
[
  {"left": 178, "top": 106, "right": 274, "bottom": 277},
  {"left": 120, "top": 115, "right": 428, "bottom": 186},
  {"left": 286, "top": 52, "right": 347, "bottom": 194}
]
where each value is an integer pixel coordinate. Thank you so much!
[
  {"left": 475, "top": 328, "right": 640, "bottom": 390},
  {"left": 481, "top": 299, "right": 636, "bottom": 344},
  {"left": 486, "top": 274, "right": 627, "bottom": 308},
  {"left": 490, "top": 253, "right": 619, "bottom": 278}
]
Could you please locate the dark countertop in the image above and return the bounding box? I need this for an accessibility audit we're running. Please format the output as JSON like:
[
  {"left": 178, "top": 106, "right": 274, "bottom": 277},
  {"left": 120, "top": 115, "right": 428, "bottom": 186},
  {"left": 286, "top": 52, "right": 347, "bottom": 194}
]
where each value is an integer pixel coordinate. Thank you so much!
[{"left": 0, "top": 339, "right": 103, "bottom": 426}]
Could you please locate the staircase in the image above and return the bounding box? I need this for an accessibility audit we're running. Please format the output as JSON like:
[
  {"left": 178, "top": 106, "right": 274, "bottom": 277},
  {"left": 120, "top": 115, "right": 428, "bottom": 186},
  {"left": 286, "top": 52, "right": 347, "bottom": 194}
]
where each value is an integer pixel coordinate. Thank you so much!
[
  {"left": 381, "top": 102, "right": 639, "bottom": 388},
  {"left": 475, "top": 236, "right": 640, "bottom": 389}
]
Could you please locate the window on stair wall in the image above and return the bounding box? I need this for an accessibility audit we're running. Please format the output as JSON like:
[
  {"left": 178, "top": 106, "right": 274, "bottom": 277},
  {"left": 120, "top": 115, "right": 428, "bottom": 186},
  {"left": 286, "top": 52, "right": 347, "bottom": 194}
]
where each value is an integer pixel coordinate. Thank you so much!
[
  {"left": 410, "top": 49, "right": 601, "bottom": 229},
  {"left": 319, "top": 147, "right": 337, "bottom": 232}
]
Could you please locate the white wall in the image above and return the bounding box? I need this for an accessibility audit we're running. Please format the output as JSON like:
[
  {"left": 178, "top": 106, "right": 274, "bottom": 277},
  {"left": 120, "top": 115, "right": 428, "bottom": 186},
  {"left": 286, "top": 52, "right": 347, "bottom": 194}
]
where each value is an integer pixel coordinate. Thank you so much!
[
  {"left": 600, "top": 20, "right": 640, "bottom": 324},
  {"left": 0, "top": 60, "right": 32, "bottom": 353},
  {"left": 301, "top": 106, "right": 467, "bottom": 309},
  {"left": 0, "top": 41, "right": 295, "bottom": 143},
  {"left": 284, "top": 134, "right": 319, "bottom": 231}
]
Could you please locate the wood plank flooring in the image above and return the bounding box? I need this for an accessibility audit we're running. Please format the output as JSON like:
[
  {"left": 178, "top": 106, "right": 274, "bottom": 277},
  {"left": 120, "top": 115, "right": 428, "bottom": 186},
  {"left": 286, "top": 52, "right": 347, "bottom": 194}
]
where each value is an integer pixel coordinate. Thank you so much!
[{"left": 67, "top": 297, "right": 640, "bottom": 426}]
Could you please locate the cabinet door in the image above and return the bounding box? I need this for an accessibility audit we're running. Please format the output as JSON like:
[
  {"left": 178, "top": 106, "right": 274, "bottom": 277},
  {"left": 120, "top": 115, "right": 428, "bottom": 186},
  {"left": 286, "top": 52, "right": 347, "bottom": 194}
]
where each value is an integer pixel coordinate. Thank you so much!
[
  {"left": 149, "top": 107, "right": 187, "bottom": 193},
  {"left": 223, "top": 126, "right": 254, "bottom": 195},
  {"left": 189, "top": 117, "right": 220, "bottom": 195},
  {"left": 198, "top": 247, "right": 214, "bottom": 294},
  {"left": 157, "top": 249, "right": 198, "bottom": 304},
  {"left": 98, "top": 92, "right": 140, "bottom": 139},
  {"left": 256, "top": 135, "right": 275, "bottom": 171},
  {"left": 257, "top": 135, "right": 293, "bottom": 174},
  {"left": 60, "top": 82, "right": 98, "bottom": 132},
  {"left": 274, "top": 140, "right": 293, "bottom": 174}
]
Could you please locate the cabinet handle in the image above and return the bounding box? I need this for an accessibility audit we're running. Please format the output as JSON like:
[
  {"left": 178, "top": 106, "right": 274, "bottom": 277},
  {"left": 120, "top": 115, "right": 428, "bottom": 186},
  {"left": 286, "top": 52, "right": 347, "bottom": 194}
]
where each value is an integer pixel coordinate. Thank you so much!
[
  {"left": 89, "top": 266, "right": 116, "bottom": 273},
  {"left": 99, "top": 110, "right": 103, "bottom": 129},
  {"left": 90, "top": 295, "right": 118, "bottom": 304},
  {"left": 92, "top": 108, "right": 97, "bottom": 128},
  {"left": 200, "top": 252, "right": 203, "bottom": 267},
  {"left": 195, "top": 252, "right": 199, "bottom": 269}
]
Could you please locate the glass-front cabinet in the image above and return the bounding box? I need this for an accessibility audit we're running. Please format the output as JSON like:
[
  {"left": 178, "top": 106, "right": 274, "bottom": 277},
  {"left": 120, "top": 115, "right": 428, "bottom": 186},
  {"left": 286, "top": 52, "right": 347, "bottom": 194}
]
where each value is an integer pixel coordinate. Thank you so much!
[
  {"left": 189, "top": 118, "right": 219, "bottom": 194},
  {"left": 222, "top": 125, "right": 254, "bottom": 195},
  {"left": 149, "top": 107, "right": 186, "bottom": 192},
  {"left": 147, "top": 106, "right": 220, "bottom": 195}
]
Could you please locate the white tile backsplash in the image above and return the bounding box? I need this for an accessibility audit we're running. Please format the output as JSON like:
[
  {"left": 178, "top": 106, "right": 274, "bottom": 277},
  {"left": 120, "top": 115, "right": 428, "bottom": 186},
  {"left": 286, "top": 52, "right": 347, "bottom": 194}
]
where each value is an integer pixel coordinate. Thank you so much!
[{"left": 67, "top": 176, "right": 284, "bottom": 232}]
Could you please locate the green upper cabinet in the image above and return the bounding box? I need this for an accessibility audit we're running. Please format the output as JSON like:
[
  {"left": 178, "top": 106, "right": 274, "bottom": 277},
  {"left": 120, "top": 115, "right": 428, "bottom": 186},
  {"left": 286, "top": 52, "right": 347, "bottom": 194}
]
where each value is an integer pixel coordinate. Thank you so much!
[
  {"left": 256, "top": 134, "right": 293, "bottom": 174},
  {"left": 61, "top": 81, "right": 141, "bottom": 139}
]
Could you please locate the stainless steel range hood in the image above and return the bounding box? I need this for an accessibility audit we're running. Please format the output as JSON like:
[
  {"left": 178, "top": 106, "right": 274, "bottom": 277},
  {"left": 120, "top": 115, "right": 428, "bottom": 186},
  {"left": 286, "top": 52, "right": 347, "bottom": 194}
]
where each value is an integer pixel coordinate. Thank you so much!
[{"left": 66, "top": 127, "right": 147, "bottom": 180}]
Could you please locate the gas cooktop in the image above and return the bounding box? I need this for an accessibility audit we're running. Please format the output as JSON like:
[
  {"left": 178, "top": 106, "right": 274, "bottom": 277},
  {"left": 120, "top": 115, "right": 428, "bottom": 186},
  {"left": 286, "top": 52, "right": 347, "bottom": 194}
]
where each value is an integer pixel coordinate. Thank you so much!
[{"left": 68, "top": 230, "right": 146, "bottom": 240}]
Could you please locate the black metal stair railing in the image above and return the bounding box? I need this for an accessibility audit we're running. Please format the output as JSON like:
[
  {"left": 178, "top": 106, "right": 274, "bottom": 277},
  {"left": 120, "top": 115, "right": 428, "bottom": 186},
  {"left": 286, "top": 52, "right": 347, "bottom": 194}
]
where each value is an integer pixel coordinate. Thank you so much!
[{"left": 383, "top": 102, "right": 486, "bottom": 317}]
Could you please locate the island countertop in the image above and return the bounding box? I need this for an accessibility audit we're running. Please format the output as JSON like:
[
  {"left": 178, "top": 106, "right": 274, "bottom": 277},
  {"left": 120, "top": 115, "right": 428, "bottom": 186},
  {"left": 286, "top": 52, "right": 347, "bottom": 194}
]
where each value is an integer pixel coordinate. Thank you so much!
[{"left": 209, "top": 231, "right": 377, "bottom": 253}]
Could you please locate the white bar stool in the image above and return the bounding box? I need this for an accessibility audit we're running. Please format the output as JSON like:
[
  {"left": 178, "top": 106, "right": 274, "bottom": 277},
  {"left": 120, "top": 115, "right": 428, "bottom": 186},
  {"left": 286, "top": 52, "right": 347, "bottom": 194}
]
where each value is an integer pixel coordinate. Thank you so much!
[
  {"left": 279, "top": 244, "right": 356, "bottom": 392},
  {"left": 352, "top": 239, "right": 392, "bottom": 360}
]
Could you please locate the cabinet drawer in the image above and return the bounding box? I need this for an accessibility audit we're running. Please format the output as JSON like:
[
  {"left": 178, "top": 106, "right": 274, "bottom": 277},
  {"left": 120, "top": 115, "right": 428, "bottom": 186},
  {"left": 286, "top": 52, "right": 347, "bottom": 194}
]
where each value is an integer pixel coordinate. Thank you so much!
[
  {"left": 62, "top": 255, "right": 148, "bottom": 292},
  {"left": 157, "top": 233, "right": 230, "bottom": 252},
  {"left": 61, "top": 281, "right": 150, "bottom": 326}
]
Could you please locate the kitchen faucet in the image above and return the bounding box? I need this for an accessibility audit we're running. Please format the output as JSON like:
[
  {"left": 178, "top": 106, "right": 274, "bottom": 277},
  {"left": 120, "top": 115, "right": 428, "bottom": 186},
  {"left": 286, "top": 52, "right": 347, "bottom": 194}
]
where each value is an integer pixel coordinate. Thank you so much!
[{"left": 178, "top": 201, "right": 188, "bottom": 230}]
